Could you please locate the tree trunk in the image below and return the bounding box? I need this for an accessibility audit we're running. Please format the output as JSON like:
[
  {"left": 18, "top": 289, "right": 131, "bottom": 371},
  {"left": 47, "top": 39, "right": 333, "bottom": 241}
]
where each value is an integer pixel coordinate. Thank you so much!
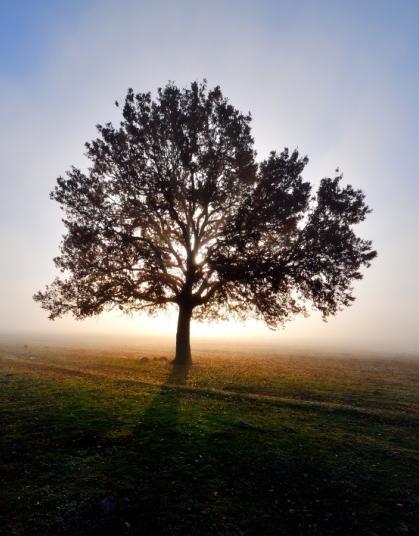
[{"left": 173, "top": 303, "right": 193, "bottom": 365}]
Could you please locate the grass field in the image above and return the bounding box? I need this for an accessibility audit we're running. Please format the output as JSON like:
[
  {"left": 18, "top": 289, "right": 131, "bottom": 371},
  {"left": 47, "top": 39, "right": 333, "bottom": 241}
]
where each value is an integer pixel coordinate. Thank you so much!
[{"left": 1, "top": 343, "right": 418, "bottom": 535}]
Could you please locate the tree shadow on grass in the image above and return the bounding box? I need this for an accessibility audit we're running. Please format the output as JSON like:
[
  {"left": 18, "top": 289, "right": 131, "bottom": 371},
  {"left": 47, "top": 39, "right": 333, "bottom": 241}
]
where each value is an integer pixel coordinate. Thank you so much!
[
  {"left": 139, "top": 362, "right": 191, "bottom": 434},
  {"left": 121, "top": 363, "right": 199, "bottom": 533}
]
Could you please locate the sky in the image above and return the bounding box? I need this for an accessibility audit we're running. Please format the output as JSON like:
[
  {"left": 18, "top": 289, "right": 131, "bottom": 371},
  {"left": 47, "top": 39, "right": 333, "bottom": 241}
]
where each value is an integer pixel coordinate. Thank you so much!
[{"left": 0, "top": 0, "right": 418, "bottom": 354}]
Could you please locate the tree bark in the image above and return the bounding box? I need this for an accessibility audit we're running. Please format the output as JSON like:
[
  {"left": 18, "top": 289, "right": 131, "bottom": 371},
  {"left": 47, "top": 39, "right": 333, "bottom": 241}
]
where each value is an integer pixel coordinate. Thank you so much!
[{"left": 173, "top": 303, "right": 193, "bottom": 365}]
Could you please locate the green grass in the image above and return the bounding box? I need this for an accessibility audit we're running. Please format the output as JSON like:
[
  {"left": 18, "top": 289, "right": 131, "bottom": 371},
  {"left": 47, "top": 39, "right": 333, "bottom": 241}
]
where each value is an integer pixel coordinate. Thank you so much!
[{"left": 1, "top": 344, "right": 419, "bottom": 535}]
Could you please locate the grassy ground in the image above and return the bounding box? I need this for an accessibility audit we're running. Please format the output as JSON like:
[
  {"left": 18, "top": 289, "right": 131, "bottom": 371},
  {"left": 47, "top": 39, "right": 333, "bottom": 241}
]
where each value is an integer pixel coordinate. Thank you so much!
[{"left": 1, "top": 344, "right": 418, "bottom": 535}]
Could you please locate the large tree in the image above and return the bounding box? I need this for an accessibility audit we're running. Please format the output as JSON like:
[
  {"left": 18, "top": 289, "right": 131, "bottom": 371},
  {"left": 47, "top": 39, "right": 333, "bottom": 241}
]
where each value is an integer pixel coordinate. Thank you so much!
[{"left": 34, "top": 81, "right": 376, "bottom": 365}]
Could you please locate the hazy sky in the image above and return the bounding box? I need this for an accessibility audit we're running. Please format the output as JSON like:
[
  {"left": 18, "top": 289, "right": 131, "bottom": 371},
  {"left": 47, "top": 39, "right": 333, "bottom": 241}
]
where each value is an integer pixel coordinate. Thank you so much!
[{"left": 1, "top": 0, "right": 418, "bottom": 353}]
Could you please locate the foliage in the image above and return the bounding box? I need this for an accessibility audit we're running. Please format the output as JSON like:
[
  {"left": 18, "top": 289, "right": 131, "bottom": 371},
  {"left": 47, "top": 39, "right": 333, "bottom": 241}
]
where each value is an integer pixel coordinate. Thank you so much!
[{"left": 34, "top": 81, "right": 376, "bottom": 329}]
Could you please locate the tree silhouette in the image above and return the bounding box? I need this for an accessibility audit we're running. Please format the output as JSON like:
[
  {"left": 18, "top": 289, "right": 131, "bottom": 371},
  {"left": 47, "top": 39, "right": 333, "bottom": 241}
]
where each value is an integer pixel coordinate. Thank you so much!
[{"left": 34, "top": 81, "right": 377, "bottom": 365}]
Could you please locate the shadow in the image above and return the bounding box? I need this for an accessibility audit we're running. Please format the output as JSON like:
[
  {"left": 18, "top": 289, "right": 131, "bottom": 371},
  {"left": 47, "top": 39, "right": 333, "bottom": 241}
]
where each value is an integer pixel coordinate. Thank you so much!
[
  {"left": 118, "top": 363, "right": 194, "bottom": 532},
  {"left": 139, "top": 362, "right": 191, "bottom": 434}
]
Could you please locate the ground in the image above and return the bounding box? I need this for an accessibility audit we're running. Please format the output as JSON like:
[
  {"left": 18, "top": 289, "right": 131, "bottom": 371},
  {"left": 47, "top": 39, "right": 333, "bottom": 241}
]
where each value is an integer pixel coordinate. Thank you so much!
[{"left": 1, "top": 343, "right": 418, "bottom": 535}]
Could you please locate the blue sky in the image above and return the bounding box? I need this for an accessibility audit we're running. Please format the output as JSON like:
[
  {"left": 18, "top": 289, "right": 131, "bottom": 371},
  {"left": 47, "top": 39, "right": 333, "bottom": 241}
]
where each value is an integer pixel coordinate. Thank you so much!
[
  {"left": 0, "top": 1, "right": 85, "bottom": 75},
  {"left": 1, "top": 0, "right": 418, "bottom": 353}
]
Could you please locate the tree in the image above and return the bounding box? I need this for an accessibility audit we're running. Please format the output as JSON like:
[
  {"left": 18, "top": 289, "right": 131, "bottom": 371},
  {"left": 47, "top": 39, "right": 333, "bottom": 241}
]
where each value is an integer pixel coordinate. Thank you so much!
[{"left": 34, "top": 81, "right": 377, "bottom": 365}]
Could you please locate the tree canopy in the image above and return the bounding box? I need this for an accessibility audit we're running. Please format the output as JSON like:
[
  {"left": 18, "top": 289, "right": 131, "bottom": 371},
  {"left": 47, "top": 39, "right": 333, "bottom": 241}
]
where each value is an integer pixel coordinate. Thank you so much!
[{"left": 34, "top": 81, "right": 377, "bottom": 364}]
